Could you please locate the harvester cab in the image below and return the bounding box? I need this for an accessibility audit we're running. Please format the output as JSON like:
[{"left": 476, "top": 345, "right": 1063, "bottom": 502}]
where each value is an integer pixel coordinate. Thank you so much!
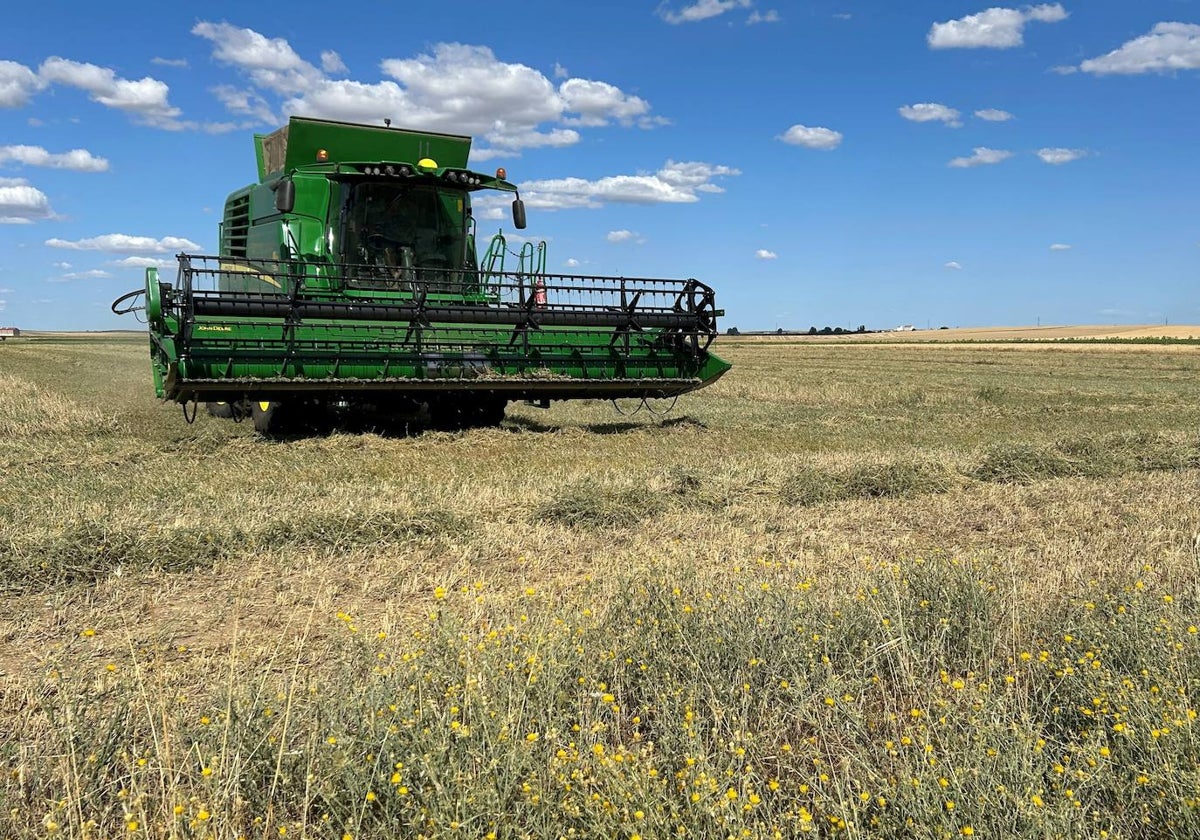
[{"left": 112, "top": 116, "right": 730, "bottom": 433}]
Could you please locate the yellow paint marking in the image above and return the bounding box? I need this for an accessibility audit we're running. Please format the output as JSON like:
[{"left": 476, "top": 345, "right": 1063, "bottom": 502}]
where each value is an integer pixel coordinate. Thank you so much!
[{"left": 218, "top": 262, "right": 282, "bottom": 289}]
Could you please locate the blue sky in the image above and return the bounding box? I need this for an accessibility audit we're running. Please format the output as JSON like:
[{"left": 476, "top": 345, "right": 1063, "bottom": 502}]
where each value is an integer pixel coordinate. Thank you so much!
[{"left": 1, "top": 0, "right": 1197, "bottom": 331}]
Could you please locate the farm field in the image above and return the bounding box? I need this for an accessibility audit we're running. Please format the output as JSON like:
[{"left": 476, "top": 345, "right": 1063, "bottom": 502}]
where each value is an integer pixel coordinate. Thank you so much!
[
  {"left": 743, "top": 324, "right": 1200, "bottom": 342},
  {"left": 1, "top": 332, "right": 1199, "bottom": 838}
]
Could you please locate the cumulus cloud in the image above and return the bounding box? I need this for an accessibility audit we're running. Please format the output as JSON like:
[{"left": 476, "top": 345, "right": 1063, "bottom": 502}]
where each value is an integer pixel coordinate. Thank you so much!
[
  {"left": 0, "top": 145, "right": 109, "bottom": 172},
  {"left": 975, "top": 108, "right": 1014, "bottom": 122},
  {"left": 755, "top": 249, "right": 778, "bottom": 260},
  {"left": 53, "top": 269, "right": 111, "bottom": 281},
  {"left": 779, "top": 124, "right": 843, "bottom": 150},
  {"left": 0, "top": 60, "right": 48, "bottom": 107},
  {"left": 495, "top": 159, "right": 739, "bottom": 211},
  {"left": 657, "top": 0, "right": 752, "bottom": 24},
  {"left": 1080, "top": 22, "right": 1200, "bottom": 75},
  {"left": 564, "top": 257, "right": 580, "bottom": 267},
  {"left": 192, "top": 31, "right": 665, "bottom": 156},
  {"left": 108, "top": 256, "right": 175, "bottom": 268},
  {"left": 320, "top": 50, "right": 348, "bottom": 75},
  {"left": 0, "top": 178, "right": 56, "bottom": 223},
  {"left": 606, "top": 229, "right": 643, "bottom": 243},
  {"left": 38, "top": 57, "right": 184, "bottom": 128},
  {"left": 1037, "top": 147, "right": 1087, "bottom": 164},
  {"left": 1049, "top": 243, "right": 1072, "bottom": 251},
  {"left": 193, "top": 21, "right": 323, "bottom": 94},
  {"left": 211, "top": 85, "right": 278, "bottom": 124},
  {"left": 899, "top": 103, "right": 961, "bottom": 127},
  {"left": 560, "top": 78, "right": 652, "bottom": 127},
  {"left": 928, "top": 4, "right": 1068, "bottom": 49},
  {"left": 747, "top": 10, "right": 781, "bottom": 24},
  {"left": 151, "top": 57, "right": 189, "bottom": 68},
  {"left": 45, "top": 233, "right": 202, "bottom": 253},
  {"left": 945, "top": 261, "right": 964, "bottom": 270},
  {"left": 948, "top": 147, "right": 1013, "bottom": 168}
]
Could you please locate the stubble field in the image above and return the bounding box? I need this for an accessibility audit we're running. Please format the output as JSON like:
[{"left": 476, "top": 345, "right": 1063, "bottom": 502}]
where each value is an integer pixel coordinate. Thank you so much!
[{"left": 1, "top": 333, "right": 1199, "bottom": 839}]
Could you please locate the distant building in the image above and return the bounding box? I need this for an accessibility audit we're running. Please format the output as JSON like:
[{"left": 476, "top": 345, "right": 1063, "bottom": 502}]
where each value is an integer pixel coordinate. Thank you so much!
[
  {"left": 0, "top": 327, "right": 20, "bottom": 340},
  {"left": 893, "top": 324, "right": 915, "bottom": 332}
]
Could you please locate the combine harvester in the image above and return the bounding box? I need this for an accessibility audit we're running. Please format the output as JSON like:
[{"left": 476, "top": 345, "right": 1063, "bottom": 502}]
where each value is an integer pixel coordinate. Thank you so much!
[{"left": 114, "top": 117, "right": 730, "bottom": 432}]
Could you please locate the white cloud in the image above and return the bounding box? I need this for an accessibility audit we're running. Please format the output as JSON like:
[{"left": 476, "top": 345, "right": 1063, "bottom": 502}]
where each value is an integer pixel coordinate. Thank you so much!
[
  {"left": 945, "top": 261, "right": 964, "bottom": 270},
  {"left": 560, "top": 78, "right": 651, "bottom": 127},
  {"left": 928, "top": 4, "right": 1068, "bottom": 50},
  {"left": 1037, "top": 147, "right": 1087, "bottom": 165},
  {"left": 948, "top": 147, "right": 1013, "bottom": 168},
  {"left": 45, "top": 233, "right": 201, "bottom": 254},
  {"left": 192, "top": 21, "right": 323, "bottom": 94},
  {"left": 38, "top": 57, "right": 184, "bottom": 128},
  {"left": 191, "top": 24, "right": 662, "bottom": 152},
  {"left": 258, "top": 40, "right": 657, "bottom": 156},
  {"left": 747, "top": 10, "right": 781, "bottom": 24},
  {"left": 1080, "top": 22, "right": 1200, "bottom": 75},
  {"left": 0, "top": 300, "right": 5, "bottom": 311},
  {"left": 755, "top": 249, "right": 778, "bottom": 260},
  {"left": 899, "top": 103, "right": 961, "bottom": 127},
  {"left": 975, "top": 108, "right": 1015, "bottom": 122},
  {"left": 0, "top": 60, "right": 48, "bottom": 107},
  {"left": 606, "top": 229, "right": 646, "bottom": 244},
  {"left": 54, "top": 269, "right": 111, "bottom": 281},
  {"left": 779, "top": 124, "right": 843, "bottom": 150},
  {"left": 151, "top": 57, "right": 189, "bottom": 68},
  {"left": 564, "top": 257, "right": 580, "bottom": 267},
  {"left": 0, "top": 178, "right": 56, "bottom": 223},
  {"left": 53, "top": 261, "right": 71, "bottom": 269},
  {"left": 658, "top": 0, "right": 752, "bottom": 24},
  {"left": 211, "top": 85, "right": 277, "bottom": 124},
  {"left": 1049, "top": 243, "right": 1072, "bottom": 251},
  {"left": 0, "top": 145, "right": 109, "bottom": 172},
  {"left": 320, "top": 50, "right": 348, "bottom": 75},
  {"left": 505, "top": 159, "right": 739, "bottom": 211},
  {"left": 108, "top": 256, "right": 175, "bottom": 268}
]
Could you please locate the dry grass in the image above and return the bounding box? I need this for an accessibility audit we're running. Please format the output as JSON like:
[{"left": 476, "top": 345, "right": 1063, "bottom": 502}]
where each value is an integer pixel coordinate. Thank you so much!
[
  {"left": 1, "top": 333, "right": 1199, "bottom": 838},
  {"left": 736, "top": 323, "right": 1200, "bottom": 342}
]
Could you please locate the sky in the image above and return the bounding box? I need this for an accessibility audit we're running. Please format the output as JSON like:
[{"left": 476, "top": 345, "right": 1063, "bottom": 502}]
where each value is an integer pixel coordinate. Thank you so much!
[{"left": 1, "top": 0, "right": 1197, "bottom": 331}]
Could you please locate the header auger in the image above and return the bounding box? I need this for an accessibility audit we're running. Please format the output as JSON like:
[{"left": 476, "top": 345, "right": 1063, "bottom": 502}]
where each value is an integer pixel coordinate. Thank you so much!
[{"left": 113, "top": 116, "right": 730, "bottom": 433}]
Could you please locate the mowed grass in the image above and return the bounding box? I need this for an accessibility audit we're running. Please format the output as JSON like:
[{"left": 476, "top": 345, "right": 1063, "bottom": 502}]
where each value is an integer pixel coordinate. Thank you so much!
[{"left": 1, "top": 334, "right": 1199, "bottom": 839}]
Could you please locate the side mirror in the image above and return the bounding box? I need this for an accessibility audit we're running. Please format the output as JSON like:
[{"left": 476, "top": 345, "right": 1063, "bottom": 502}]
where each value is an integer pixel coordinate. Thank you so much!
[
  {"left": 274, "top": 179, "right": 295, "bottom": 213},
  {"left": 512, "top": 198, "right": 527, "bottom": 230}
]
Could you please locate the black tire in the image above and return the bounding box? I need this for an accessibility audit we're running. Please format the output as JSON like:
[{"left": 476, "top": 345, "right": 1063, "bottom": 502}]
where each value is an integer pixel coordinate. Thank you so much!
[
  {"left": 250, "top": 400, "right": 279, "bottom": 434},
  {"left": 205, "top": 401, "right": 234, "bottom": 419}
]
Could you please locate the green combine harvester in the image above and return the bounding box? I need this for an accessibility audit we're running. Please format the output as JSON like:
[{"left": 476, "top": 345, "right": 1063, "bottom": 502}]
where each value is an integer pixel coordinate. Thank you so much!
[{"left": 113, "top": 117, "right": 730, "bottom": 432}]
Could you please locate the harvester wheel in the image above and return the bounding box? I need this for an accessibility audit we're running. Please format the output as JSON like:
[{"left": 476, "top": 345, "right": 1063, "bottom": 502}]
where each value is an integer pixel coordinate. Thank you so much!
[
  {"left": 206, "top": 401, "right": 235, "bottom": 419},
  {"left": 251, "top": 400, "right": 279, "bottom": 434}
]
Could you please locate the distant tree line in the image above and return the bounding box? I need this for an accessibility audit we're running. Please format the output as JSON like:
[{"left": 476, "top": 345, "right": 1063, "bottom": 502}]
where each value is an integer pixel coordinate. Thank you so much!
[{"left": 725, "top": 325, "right": 870, "bottom": 336}]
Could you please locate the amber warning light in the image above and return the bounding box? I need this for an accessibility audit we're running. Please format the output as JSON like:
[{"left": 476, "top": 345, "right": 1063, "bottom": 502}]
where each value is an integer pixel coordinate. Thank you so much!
[
  {"left": 496, "top": 168, "right": 507, "bottom": 180},
  {"left": 316, "top": 149, "right": 329, "bottom": 162}
]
